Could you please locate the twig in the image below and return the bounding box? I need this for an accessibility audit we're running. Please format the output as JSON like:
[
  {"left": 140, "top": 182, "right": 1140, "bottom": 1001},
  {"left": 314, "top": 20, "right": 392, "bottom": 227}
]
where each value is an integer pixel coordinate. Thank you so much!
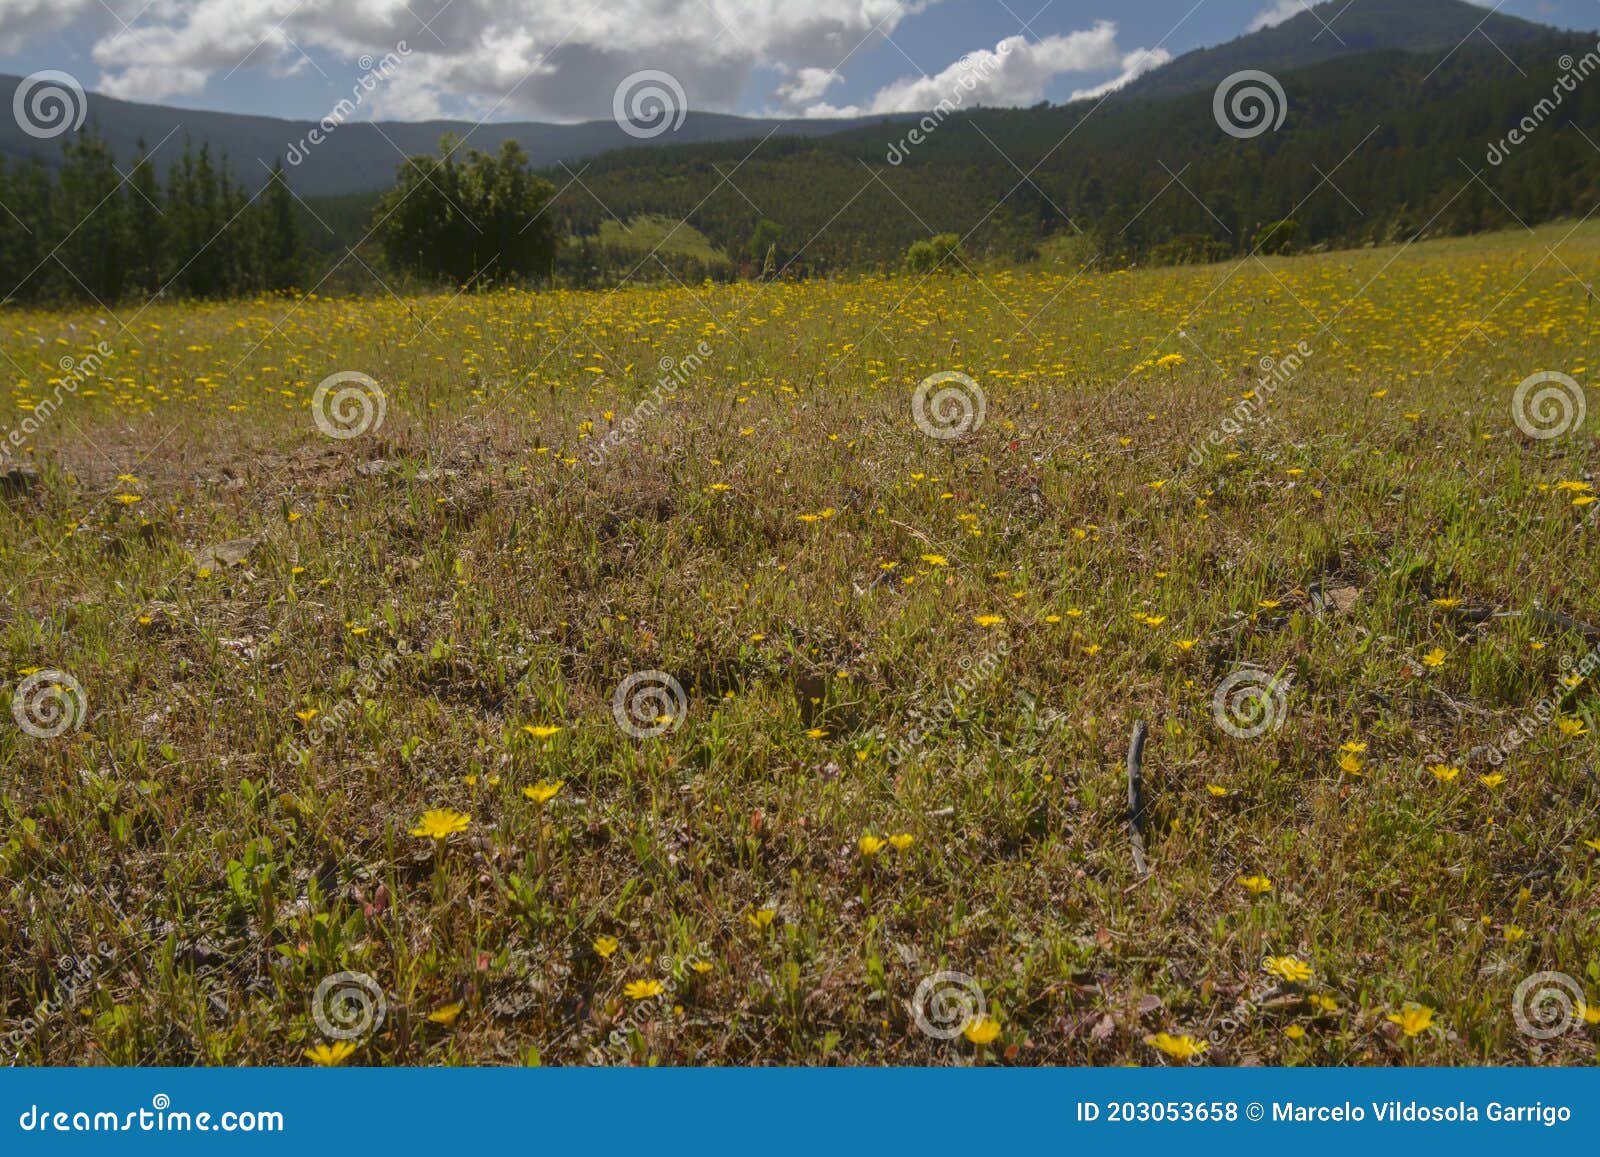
[{"left": 1127, "top": 720, "right": 1150, "bottom": 877}]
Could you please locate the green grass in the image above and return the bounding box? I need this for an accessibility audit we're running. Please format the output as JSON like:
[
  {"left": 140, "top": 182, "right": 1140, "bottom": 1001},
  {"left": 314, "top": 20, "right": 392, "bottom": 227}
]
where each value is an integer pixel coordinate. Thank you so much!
[{"left": 1, "top": 222, "right": 1597, "bottom": 1066}]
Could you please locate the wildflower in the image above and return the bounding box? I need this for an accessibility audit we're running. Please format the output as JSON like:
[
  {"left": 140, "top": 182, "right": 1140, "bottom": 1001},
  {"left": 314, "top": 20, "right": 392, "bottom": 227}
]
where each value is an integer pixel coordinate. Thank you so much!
[
  {"left": 1340, "top": 741, "right": 1368, "bottom": 754},
  {"left": 1386, "top": 1002, "right": 1435, "bottom": 1037},
  {"left": 522, "top": 724, "right": 563, "bottom": 739},
  {"left": 1264, "top": 955, "right": 1313, "bottom": 983},
  {"left": 805, "top": 727, "right": 828, "bottom": 739},
  {"left": 1337, "top": 752, "right": 1364, "bottom": 776},
  {"left": 1283, "top": 1025, "right": 1306, "bottom": 1040},
  {"left": 409, "top": 808, "right": 470, "bottom": 841},
  {"left": 304, "top": 1040, "right": 357, "bottom": 1066},
  {"left": 691, "top": 959, "right": 714, "bottom": 974},
  {"left": 963, "top": 1017, "right": 1001, "bottom": 1045},
  {"left": 1205, "top": 784, "right": 1230, "bottom": 797},
  {"left": 624, "top": 979, "right": 664, "bottom": 1000},
  {"left": 1421, "top": 648, "right": 1447, "bottom": 669},
  {"left": 593, "top": 936, "right": 619, "bottom": 958},
  {"left": 1557, "top": 717, "right": 1589, "bottom": 738},
  {"left": 747, "top": 908, "right": 776, "bottom": 930},
  {"left": 973, "top": 614, "right": 1005, "bottom": 628},
  {"left": 858, "top": 834, "right": 887, "bottom": 856},
  {"left": 1431, "top": 597, "right": 1463, "bottom": 609},
  {"left": 1238, "top": 874, "right": 1273, "bottom": 895},
  {"left": 888, "top": 833, "right": 915, "bottom": 851},
  {"left": 1175, "top": 639, "right": 1198, "bottom": 651},
  {"left": 1430, "top": 763, "right": 1461, "bottom": 782},
  {"left": 921, "top": 554, "right": 949, "bottom": 567},
  {"left": 1502, "top": 925, "right": 1526, "bottom": 944},
  {"left": 427, "top": 1001, "right": 464, "bottom": 1026},
  {"left": 1479, "top": 773, "right": 1507, "bottom": 789},
  {"left": 523, "top": 780, "right": 563, "bottom": 805},
  {"left": 1144, "top": 1032, "right": 1207, "bottom": 1060},
  {"left": 1309, "top": 994, "right": 1339, "bottom": 1013},
  {"left": 295, "top": 708, "right": 319, "bottom": 723}
]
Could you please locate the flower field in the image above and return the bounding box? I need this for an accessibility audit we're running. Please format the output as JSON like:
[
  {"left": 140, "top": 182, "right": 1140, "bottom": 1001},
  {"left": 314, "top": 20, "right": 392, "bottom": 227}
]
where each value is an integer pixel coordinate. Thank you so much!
[{"left": 2, "top": 221, "right": 1598, "bottom": 1065}]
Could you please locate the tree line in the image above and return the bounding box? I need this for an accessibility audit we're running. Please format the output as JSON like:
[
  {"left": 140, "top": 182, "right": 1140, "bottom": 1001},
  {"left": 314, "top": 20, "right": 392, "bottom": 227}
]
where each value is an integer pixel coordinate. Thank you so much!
[{"left": 0, "top": 127, "right": 302, "bottom": 306}]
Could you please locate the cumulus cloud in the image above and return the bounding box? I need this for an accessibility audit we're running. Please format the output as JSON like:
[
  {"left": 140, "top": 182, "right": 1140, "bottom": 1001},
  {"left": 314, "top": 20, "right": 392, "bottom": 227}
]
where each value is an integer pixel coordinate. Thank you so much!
[
  {"left": 792, "top": 24, "right": 1168, "bottom": 118},
  {"left": 1069, "top": 45, "right": 1173, "bottom": 101},
  {"left": 1248, "top": 0, "right": 1312, "bottom": 32}
]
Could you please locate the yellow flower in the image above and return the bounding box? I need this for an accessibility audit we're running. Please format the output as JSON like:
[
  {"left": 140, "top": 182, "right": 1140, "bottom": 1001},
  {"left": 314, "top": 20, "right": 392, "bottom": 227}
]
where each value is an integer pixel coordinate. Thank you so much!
[
  {"left": 593, "top": 935, "right": 619, "bottom": 958},
  {"left": 1238, "top": 874, "right": 1272, "bottom": 895},
  {"left": 747, "top": 907, "right": 776, "bottom": 929},
  {"left": 114, "top": 493, "right": 142, "bottom": 505},
  {"left": 962, "top": 1017, "right": 1001, "bottom": 1045},
  {"left": 1337, "top": 752, "right": 1364, "bottom": 776},
  {"left": 1283, "top": 1025, "right": 1306, "bottom": 1040},
  {"left": 522, "top": 724, "right": 563, "bottom": 739},
  {"left": 1386, "top": 1002, "right": 1435, "bottom": 1037},
  {"left": 304, "top": 1040, "right": 358, "bottom": 1066},
  {"left": 1340, "top": 741, "right": 1368, "bottom": 754},
  {"left": 691, "top": 959, "right": 714, "bottom": 974},
  {"left": 1421, "top": 647, "right": 1447, "bottom": 669},
  {"left": 1205, "top": 783, "right": 1230, "bottom": 797},
  {"left": 1479, "top": 773, "right": 1507, "bottom": 789},
  {"left": 295, "top": 708, "right": 319, "bottom": 723},
  {"left": 859, "top": 834, "right": 887, "bottom": 856},
  {"left": 1144, "top": 1031, "right": 1207, "bottom": 1060},
  {"left": 920, "top": 554, "right": 949, "bottom": 567},
  {"left": 1584, "top": 838, "right": 1600, "bottom": 853},
  {"left": 805, "top": 727, "right": 828, "bottom": 739},
  {"left": 1431, "top": 597, "right": 1463, "bottom": 609},
  {"left": 1557, "top": 717, "right": 1589, "bottom": 738},
  {"left": 889, "top": 833, "right": 915, "bottom": 851},
  {"left": 973, "top": 614, "right": 1005, "bottom": 628},
  {"left": 409, "top": 808, "right": 470, "bottom": 840},
  {"left": 427, "top": 1001, "right": 464, "bottom": 1026},
  {"left": 1502, "top": 925, "right": 1526, "bottom": 943},
  {"left": 1309, "top": 994, "right": 1339, "bottom": 1013},
  {"left": 523, "top": 780, "right": 563, "bottom": 805},
  {"left": 624, "top": 979, "right": 664, "bottom": 1000},
  {"left": 1175, "top": 639, "right": 1198, "bottom": 651},
  {"left": 1142, "top": 614, "right": 1167, "bottom": 627},
  {"left": 1429, "top": 763, "right": 1460, "bottom": 783},
  {"left": 1263, "top": 955, "right": 1313, "bottom": 983}
]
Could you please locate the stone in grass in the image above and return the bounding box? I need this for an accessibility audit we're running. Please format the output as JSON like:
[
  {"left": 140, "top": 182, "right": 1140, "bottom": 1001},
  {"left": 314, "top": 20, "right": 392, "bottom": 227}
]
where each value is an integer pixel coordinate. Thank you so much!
[
  {"left": 190, "top": 536, "right": 262, "bottom": 572},
  {"left": 1, "top": 465, "right": 41, "bottom": 501}
]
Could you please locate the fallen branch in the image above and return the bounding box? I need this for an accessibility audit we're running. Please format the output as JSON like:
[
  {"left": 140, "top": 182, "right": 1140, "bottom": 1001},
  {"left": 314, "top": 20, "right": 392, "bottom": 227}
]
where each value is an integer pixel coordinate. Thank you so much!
[{"left": 1127, "top": 720, "right": 1150, "bottom": 877}]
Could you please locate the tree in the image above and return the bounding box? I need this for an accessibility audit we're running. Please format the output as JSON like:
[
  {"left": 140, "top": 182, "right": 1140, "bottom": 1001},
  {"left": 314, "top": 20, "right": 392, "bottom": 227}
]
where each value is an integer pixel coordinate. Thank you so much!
[
  {"left": 903, "top": 232, "right": 964, "bottom": 274},
  {"left": 373, "top": 137, "right": 558, "bottom": 286}
]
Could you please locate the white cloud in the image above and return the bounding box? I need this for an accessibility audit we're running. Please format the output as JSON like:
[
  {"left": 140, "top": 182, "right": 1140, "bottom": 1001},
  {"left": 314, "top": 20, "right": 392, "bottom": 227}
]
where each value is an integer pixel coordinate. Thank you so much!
[
  {"left": 3, "top": 0, "right": 927, "bottom": 120},
  {"left": 1248, "top": 0, "right": 1311, "bottom": 32},
  {"left": 1069, "top": 45, "right": 1173, "bottom": 101},
  {"left": 792, "top": 24, "right": 1168, "bottom": 118}
]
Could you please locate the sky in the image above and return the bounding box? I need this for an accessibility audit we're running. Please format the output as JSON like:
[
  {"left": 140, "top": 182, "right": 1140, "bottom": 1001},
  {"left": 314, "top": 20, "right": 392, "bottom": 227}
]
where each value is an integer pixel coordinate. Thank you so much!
[{"left": 0, "top": 0, "right": 1595, "bottom": 125}]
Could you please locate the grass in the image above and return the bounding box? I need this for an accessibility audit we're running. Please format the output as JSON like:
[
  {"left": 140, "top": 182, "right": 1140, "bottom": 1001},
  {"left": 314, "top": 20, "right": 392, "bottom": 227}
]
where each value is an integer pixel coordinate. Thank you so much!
[{"left": 1, "top": 221, "right": 1598, "bottom": 1067}]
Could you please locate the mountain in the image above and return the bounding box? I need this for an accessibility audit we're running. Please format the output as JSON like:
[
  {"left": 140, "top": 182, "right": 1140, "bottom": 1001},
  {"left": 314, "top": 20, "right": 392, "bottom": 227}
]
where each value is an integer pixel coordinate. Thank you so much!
[
  {"left": 1123, "top": 0, "right": 1571, "bottom": 99},
  {"left": 0, "top": 76, "right": 912, "bottom": 197}
]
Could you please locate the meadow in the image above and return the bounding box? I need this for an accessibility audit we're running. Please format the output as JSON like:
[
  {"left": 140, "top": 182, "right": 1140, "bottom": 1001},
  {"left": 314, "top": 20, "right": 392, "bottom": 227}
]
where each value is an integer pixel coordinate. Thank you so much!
[{"left": 2, "top": 221, "right": 1598, "bottom": 1066}]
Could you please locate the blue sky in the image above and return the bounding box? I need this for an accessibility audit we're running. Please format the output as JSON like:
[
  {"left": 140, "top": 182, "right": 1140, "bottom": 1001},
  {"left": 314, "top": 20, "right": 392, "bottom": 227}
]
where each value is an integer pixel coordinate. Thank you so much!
[{"left": 1, "top": 0, "right": 1595, "bottom": 124}]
